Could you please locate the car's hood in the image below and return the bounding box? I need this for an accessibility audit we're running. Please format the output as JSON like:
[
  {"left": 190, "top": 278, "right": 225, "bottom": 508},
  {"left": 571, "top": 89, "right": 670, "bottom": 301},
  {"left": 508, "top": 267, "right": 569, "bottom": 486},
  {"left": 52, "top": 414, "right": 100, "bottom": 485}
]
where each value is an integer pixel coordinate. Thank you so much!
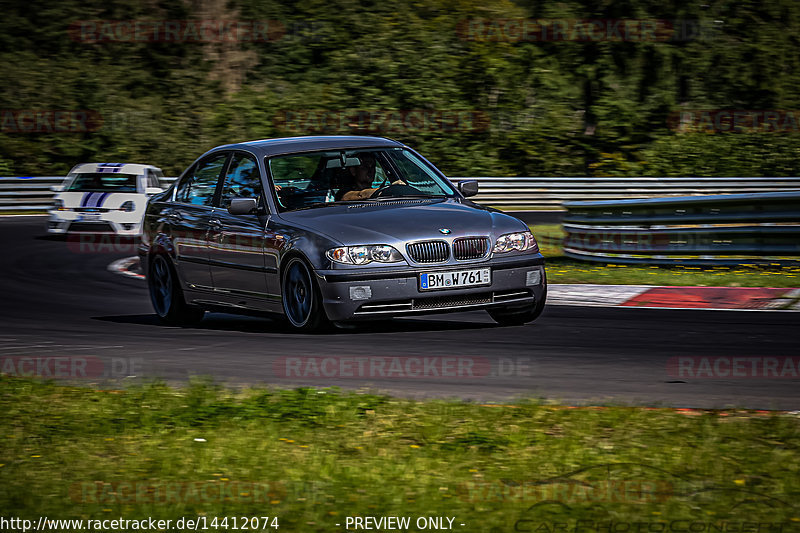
[
  {"left": 56, "top": 191, "right": 144, "bottom": 209},
  {"left": 277, "top": 199, "right": 527, "bottom": 245}
]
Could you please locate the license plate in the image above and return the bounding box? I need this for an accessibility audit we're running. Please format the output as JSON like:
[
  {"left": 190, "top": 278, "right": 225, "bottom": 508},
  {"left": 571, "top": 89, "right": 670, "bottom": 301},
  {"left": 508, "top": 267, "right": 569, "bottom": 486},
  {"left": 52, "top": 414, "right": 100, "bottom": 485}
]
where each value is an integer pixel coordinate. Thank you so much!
[
  {"left": 78, "top": 213, "right": 101, "bottom": 221},
  {"left": 420, "top": 268, "right": 491, "bottom": 291}
]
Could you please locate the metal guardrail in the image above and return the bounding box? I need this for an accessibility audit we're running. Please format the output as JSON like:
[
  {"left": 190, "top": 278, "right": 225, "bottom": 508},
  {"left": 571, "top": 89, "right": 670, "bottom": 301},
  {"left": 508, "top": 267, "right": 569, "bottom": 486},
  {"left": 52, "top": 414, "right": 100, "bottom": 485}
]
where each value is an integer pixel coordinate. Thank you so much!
[
  {"left": 562, "top": 191, "right": 800, "bottom": 265},
  {"left": 450, "top": 177, "right": 800, "bottom": 207},
  {"left": 2, "top": 176, "right": 800, "bottom": 212},
  {"left": 0, "top": 177, "right": 177, "bottom": 212}
]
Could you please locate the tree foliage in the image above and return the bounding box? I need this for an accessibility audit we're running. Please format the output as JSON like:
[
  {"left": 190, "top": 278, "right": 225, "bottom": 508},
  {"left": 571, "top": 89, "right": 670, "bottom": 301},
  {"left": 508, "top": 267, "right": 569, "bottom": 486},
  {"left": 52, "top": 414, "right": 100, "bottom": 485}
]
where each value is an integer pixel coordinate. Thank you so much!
[{"left": 2, "top": 0, "right": 800, "bottom": 177}]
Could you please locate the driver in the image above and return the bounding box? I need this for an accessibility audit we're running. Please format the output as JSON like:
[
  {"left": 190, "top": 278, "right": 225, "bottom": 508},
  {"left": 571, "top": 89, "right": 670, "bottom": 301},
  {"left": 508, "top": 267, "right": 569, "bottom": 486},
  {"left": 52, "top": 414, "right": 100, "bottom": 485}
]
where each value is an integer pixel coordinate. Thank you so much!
[{"left": 338, "top": 152, "right": 405, "bottom": 201}]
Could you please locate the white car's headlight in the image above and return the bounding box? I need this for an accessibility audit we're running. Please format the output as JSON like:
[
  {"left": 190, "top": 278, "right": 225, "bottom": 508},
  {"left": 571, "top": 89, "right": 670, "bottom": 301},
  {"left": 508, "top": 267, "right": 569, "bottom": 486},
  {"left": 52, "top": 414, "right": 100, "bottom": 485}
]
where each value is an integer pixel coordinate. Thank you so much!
[
  {"left": 119, "top": 201, "right": 135, "bottom": 212},
  {"left": 327, "top": 245, "right": 404, "bottom": 265},
  {"left": 493, "top": 231, "right": 538, "bottom": 253},
  {"left": 53, "top": 199, "right": 66, "bottom": 211}
]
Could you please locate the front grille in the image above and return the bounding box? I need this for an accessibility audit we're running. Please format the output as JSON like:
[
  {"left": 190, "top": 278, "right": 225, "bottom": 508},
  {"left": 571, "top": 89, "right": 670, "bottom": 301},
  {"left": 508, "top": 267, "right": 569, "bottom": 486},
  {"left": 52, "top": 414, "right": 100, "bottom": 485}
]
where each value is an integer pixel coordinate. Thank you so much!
[
  {"left": 354, "top": 290, "right": 535, "bottom": 315},
  {"left": 453, "top": 237, "right": 490, "bottom": 260},
  {"left": 68, "top": 222, "right": 115, "bottom": 233},
  {"left": 413, "top": 293, "right": 493, "bottom": 310},
  {"left": 407, "top": 240, "right": 450, "bottom": 263}
]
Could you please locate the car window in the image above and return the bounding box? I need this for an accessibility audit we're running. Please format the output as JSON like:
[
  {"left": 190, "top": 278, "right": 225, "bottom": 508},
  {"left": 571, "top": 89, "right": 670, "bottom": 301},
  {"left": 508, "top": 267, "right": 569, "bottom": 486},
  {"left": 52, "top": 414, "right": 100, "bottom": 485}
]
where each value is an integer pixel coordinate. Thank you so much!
[
  {"left": 219, "top": 153, "right": 263, "bottom": 209},
  {"left": 385, "top": 150, "right": 452, "bottom": 195},
  {"left": 146, "top": 169, "right": 161, "bottom": 189},
  {"left": 175, "top": 153, "right": 228, "bottom": 206},
  {"left": 268, "top": 154, "right": 321, "bottom": 190},
  {"left": 66, "top": 173, "right": 138, "bottom": 192},
  {"left": 267, "top": 149, "right": 452, "bottom": 212}
]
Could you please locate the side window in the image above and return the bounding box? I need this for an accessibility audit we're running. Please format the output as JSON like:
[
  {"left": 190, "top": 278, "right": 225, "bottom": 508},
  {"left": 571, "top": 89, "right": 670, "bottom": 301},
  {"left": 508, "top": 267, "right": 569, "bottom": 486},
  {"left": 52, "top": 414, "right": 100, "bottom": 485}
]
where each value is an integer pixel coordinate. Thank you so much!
[
  {"left": 146, "top": 169, "right": 161, "bottom": 189},
  {"left": 175, "top": 153, "right": 228, "bottom": 206},
  {"left": 175, "top": 166, "right": 195, "bottom": 201},
  {"left": 219, "top": 153, "right": 263, "bottom": 209}
]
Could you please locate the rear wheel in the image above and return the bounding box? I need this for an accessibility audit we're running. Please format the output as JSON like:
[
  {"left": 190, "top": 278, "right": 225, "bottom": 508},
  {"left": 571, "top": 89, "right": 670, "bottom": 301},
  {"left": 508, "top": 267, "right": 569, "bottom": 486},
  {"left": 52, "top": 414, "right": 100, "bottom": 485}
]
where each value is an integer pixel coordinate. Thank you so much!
[
  {"left": 148, "top": 254, "right": 205, "bottom": 326},
  {"left": 281, "top": 257, "right": 330, "bottom": 331},
  {"left": 488, "top": 285, "right": 547, "bottom": 326}
]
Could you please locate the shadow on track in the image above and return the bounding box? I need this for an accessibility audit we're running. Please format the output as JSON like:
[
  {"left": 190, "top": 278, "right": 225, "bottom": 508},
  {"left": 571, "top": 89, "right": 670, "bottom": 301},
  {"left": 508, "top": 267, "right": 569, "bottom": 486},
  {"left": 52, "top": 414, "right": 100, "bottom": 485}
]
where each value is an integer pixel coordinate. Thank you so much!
[
  {"left": 93, "top": 313, "right": 500, "bottom": 335},
  {"left": 34, "top": 234, "right": 66, "bottom": 241}
]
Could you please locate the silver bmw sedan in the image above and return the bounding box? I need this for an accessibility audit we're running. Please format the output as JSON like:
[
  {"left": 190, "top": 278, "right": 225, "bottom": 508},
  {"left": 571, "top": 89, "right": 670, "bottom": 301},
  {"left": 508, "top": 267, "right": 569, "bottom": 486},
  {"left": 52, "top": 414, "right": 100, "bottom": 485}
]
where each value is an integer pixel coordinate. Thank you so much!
[{"left": 139, "top": 136, "right": 546, "bottom": 331}]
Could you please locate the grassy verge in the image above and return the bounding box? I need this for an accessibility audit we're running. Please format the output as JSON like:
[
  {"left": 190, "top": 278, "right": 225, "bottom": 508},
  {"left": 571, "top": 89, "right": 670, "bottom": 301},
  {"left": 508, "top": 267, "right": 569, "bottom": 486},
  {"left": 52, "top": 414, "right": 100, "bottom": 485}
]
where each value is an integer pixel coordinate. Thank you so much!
[
  {"left": 1, "top": 377, "right": 798, "bottom": 531},
  {"left": 532, "top": 224, "right": 800, "bottom": 287}
]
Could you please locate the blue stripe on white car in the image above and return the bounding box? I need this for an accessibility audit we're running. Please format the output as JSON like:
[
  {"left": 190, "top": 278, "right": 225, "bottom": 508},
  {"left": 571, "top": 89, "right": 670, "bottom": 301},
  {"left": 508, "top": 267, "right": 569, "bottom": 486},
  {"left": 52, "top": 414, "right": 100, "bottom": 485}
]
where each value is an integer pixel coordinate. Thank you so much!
[
  {"left": 97, "top": 163, "right": 124, "bottom": 173},
  {"left": 79, "top": 192, "right": 109, "bottom": 208}
]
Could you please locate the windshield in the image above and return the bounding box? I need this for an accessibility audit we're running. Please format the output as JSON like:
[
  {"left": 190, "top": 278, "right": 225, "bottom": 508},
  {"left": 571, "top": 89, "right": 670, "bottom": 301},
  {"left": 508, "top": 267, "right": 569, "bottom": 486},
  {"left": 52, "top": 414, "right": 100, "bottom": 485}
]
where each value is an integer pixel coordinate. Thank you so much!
[
  {"left": 66, "top": 173, "right": 139, "bottom": 192},
  {"left": 267, "top": 148, "right": 454, "bottom": 212}
]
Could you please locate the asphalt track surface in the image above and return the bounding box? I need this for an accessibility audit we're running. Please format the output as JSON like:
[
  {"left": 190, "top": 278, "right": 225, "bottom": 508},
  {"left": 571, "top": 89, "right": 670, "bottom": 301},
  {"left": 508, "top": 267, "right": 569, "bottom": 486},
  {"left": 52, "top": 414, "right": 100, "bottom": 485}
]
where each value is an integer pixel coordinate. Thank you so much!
[{"left": 1, "top": 216, "right": 798, "bottom": 409}]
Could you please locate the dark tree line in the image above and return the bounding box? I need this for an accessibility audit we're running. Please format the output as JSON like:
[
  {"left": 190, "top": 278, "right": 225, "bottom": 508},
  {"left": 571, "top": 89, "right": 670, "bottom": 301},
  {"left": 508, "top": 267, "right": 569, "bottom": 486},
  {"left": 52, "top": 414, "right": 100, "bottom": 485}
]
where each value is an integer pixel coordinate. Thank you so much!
[{"left": 2, "top": 0, "right": 799, "bottom": 177}]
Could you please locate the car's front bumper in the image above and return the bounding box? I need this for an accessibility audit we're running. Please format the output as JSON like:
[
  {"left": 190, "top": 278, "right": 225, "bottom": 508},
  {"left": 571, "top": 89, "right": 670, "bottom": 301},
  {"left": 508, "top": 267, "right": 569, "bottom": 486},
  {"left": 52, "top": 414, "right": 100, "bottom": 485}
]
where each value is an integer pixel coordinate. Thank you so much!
[
  {"left": 46, "top": 212, "right": 142, "bottom": 235},
  {"left": 315, "top": 254, "right": 546, "bottom": 322}
]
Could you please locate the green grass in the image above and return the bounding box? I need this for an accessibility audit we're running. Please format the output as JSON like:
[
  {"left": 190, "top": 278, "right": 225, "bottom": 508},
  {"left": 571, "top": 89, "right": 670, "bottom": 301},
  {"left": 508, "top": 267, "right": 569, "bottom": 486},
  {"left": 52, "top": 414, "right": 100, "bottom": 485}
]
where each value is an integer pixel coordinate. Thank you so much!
[
  {"left": 1, "top": 377, "right": 799, "bottom": 531},
  {"left": 532, "top": 225, "right": 800, "bottom": 287},
  {"left": 0, "top": 210, "right": 47, "bottom": 215}
]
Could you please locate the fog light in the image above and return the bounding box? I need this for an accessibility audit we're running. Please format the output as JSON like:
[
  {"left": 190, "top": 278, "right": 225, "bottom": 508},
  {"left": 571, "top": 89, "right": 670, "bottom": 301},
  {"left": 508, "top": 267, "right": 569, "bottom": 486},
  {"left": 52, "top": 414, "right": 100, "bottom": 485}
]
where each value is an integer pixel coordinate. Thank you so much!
[
  {"left": 349, "top": 286, "right": 372, "bottom": 301},
  {"left": 526, "top": 270, "right": 541, "bottom": 286}
]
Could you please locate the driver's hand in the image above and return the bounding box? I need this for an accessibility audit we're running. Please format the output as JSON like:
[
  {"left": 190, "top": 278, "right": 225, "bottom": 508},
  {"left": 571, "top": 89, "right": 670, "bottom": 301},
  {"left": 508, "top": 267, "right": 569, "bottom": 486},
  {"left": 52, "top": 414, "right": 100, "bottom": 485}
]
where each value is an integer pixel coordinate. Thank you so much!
[
  {"left": 391, "top": 180, "right": 407, "bottom": 186},
  {"left": 341, "top": 188, "right": 377, "bottom": 201}
]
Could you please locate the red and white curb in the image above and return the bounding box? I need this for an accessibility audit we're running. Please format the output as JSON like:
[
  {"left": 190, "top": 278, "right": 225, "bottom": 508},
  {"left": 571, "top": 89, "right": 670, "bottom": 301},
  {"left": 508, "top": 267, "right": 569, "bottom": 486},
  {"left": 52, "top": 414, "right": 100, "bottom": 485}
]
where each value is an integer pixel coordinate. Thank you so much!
[
  {"left": 546, "top": 284, "right": 654, "bottom": 307},
  {"left": 107, "top": 256, "right": 144, "bottom": 279},
  {"left": 548, "top": 284, "right": 800, "bottom": 311},
  {"left": 107, "top": 257, "right": 800, "bottom": 311}
]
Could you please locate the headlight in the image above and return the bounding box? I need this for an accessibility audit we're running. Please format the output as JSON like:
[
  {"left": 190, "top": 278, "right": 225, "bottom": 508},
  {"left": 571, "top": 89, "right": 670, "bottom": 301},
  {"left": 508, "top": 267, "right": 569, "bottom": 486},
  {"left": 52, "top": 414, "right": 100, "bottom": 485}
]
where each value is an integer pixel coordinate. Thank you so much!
[
  {"left": 493, "top": 231, "right": 538, "bottom": 253},
  {"left": 53, "top": 199, "right": 67, "bottom": 211},
  {"left": 326, "top": 245, "right": 404, "bottom": 265},
  {"left": 119, "top": 201, "right": 135, "bottom": 212}
]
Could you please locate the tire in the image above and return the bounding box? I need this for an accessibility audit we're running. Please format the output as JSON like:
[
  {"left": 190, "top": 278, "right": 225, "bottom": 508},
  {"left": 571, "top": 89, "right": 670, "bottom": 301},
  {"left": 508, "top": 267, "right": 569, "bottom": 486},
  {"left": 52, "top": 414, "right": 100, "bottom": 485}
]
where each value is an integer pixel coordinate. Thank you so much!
[
  {"left": 488, "top": 284, "right": 547, "bottom": 326},
  {"left": 148, "top": 254, "right": 205, "bottom": 326},
  {"left": 281, "top": 256, "right": 330, "bottom": 332}
]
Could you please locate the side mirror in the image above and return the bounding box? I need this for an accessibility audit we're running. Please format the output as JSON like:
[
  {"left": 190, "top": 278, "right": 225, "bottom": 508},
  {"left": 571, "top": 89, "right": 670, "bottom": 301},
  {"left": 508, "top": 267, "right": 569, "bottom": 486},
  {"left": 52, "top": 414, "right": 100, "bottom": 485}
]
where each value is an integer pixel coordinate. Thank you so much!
[
  {"left": 50, "top": 185, "right": 64, "bottom": 192},
  {"left": 458, "top": 180, "right": 479, "bottom": 197},
  {"left": 145, "top": 187, "right": 164, "bottom": 195},
  {"left": 228, "top": 197, "right": 258, "bottom": 216}
]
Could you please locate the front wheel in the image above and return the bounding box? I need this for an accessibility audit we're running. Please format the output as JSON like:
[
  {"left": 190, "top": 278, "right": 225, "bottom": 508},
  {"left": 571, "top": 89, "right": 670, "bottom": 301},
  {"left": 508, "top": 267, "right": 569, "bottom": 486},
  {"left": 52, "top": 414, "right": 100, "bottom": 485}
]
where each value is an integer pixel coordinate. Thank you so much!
[
  {"left": 281, "top": 257, "right": 330, "bottom": 331},
  {"left": 488, "top": 285, "right": 547, "bottom": 326},
  {"left": 148, "top": 254, "right": 205, "bottom": 326}
]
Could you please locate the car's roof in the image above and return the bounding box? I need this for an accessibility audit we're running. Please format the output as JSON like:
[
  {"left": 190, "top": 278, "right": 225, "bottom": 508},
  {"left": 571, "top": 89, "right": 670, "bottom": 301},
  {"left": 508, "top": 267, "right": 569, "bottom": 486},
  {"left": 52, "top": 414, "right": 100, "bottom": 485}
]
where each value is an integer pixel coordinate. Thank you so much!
[
  {"left": 212, "top": 136, "right": 405, "bottom": 158},
  {"left": 70, "top": 163, "right": 161, "bottom": 174}
]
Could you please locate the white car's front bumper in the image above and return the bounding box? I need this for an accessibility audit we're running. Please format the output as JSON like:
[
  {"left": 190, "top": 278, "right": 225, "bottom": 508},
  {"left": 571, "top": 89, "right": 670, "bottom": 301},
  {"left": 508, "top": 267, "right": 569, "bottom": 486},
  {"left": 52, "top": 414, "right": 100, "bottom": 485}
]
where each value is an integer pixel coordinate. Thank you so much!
[{"left": 46, "top": 211, "right": 143, "bottom": 235}]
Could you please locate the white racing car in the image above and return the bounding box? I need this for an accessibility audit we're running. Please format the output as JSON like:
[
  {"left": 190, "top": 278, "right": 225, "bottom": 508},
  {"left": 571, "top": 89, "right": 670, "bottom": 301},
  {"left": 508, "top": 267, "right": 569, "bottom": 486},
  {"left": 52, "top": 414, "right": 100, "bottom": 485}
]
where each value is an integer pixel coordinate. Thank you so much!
[{"left": 47, "top": 163, "right": 165, "bottom": 235}]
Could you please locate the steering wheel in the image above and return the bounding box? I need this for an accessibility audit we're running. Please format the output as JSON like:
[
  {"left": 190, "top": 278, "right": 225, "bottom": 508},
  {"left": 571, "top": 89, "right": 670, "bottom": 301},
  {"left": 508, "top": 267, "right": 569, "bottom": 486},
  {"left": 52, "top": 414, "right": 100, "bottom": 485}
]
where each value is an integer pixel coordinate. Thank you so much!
[{"left": 369, "top": 183, "right": 421, "bottom": 199}]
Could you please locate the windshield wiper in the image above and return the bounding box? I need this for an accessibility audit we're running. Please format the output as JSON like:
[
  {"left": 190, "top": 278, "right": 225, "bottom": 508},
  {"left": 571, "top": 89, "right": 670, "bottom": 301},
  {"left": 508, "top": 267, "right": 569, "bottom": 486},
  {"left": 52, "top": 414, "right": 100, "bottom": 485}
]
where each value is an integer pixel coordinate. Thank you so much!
[
  {"left": 371, "top": 194, "right": 446, "bottom": 200},
  {"left": 295, "top": 200, "right": 368, "bottom": 211}
]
